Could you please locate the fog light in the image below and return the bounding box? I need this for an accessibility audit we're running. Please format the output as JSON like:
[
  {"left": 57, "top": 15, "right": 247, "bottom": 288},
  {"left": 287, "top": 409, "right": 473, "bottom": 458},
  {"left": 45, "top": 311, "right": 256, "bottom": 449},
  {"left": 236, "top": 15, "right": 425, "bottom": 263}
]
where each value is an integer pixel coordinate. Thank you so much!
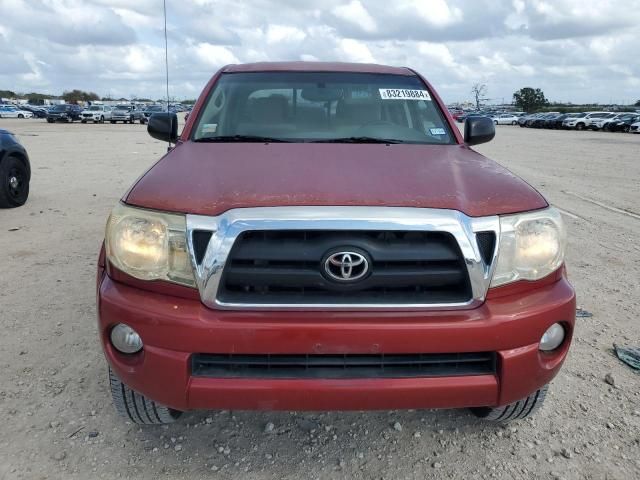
[
  {"left": 539, "top": 323, "right": 565, "bottom": 351},
  {"left": 110, "top": 323, "right": 143, "bottom": 354}
]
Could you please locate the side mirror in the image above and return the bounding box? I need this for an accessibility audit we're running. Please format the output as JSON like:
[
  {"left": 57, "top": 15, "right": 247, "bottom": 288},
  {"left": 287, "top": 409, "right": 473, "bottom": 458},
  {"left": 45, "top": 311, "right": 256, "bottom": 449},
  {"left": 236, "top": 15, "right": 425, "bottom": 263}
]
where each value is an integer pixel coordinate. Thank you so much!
[
  {"left": 147, "top": 112, "right": 178, "bottom": 142},
  {"left": 464, "top": 116, "right": 495, "bottom": 146}
]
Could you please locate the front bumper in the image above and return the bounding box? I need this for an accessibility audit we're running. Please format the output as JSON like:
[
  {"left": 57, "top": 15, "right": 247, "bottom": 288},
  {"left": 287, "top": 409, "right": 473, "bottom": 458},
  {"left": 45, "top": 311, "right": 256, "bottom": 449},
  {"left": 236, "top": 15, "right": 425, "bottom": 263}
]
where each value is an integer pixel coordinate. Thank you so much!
[{"left": 98, "top": 269, "right": 575, "bottom": 412}]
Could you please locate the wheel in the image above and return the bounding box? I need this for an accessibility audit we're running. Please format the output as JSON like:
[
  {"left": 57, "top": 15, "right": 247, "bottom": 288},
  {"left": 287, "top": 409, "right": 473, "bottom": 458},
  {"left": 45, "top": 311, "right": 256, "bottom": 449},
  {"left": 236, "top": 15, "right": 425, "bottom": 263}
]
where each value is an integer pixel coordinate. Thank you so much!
[
  {"left": 110, "top": 120, "right": 115, "bottom": 124},
  {"left": 100, "top": 116, "right": 104, "bottom": 123},
  {"left": 576, "top": 123, "right": 585, "bottom": 130},
  {"left": 108, "top": 367, "right": 182, "bottom": 424},
  {"left": 511, "top": 121, "right": 517, "bottom": 125},
  {"left": 18, "top": 114, "right": 24, "bottom": 118},
  {"left": 47, "top": 119, "right": 53, "bottom": 123},
  {"left": 494, "top": 120, "right": 498, "bottom": 125},
  {"left": 0, "top": 155, "right": 29, "bottom": 208},
  {"left": 624, "top": 126, "right": 630, "bottom": 133},
  {"left": 470, "top": 384, "right": 548, "bottom": 422},
  {"left": 81, "top": 120, "right": 86, "bottom": 123},
  {"left": 140, "top": 118, "right": 146, "bottom": 124}
]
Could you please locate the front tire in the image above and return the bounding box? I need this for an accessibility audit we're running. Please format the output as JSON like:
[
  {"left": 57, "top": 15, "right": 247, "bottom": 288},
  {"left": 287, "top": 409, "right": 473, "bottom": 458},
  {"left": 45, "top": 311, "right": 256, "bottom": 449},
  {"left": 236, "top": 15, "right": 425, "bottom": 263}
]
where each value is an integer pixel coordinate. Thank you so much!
[
  {"left": 109, "top": 368, "right": 182, "bottom": 425},
  {"left": 470, "top": 384, "right": 548, "bottom": 422},
  {"left": 18, "top": 114, "right": 24, "bottom": 118},
  {"left": 511, "top": 121, "right": 517, "bottom": 125},
  {"left": 0, "top": 155, "right": 29, "bottom": 208},
  {"left": 576, "top": 123, "right": 585, "bottom": 130}
]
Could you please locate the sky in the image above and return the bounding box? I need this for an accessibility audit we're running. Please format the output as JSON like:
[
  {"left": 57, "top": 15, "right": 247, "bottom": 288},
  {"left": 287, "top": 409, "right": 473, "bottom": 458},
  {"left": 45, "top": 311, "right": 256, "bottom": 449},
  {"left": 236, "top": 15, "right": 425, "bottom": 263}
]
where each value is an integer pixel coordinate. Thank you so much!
[{"left": 1, "top": 0, "right": 639, "bottom": 104}]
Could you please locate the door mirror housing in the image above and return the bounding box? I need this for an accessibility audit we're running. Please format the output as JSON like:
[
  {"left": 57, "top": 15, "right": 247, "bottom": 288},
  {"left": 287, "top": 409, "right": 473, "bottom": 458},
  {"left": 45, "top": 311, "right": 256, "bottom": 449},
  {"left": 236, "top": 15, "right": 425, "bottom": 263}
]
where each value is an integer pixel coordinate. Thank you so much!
[
  {"left": 464, "top": 116, "right": 495, "bottom": 146},
  {"left": 148, "top": 112, "right": 178, "bottom": 142}
]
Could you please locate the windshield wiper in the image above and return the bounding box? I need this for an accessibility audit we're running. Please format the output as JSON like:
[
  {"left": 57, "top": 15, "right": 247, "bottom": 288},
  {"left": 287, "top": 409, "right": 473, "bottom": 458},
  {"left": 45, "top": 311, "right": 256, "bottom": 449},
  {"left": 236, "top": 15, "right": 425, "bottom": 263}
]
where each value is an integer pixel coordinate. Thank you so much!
[
  {"left": 309, "top": 136, "right": 402, "bottom": 144},
  {"left": 193, "top": 135, "right": 291, "bottom": 143}
]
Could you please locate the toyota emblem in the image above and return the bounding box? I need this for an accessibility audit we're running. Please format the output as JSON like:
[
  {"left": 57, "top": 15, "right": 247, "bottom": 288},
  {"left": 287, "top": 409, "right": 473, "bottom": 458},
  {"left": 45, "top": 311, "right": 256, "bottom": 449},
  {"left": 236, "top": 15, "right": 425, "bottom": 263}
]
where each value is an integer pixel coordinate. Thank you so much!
[{"left": 323, "top": 251, "right": 370, "bottom": 282}]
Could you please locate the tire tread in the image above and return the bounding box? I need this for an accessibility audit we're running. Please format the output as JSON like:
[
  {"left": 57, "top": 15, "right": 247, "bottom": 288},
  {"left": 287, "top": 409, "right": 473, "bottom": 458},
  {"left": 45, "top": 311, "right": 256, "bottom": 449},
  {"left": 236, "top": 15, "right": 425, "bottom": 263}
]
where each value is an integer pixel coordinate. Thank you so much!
[
  {"left": 108, "top": 367, "right": 181, "bottom": 425},
  {"left": 471, "top": 384, "right": 549, "bottom": 423}
]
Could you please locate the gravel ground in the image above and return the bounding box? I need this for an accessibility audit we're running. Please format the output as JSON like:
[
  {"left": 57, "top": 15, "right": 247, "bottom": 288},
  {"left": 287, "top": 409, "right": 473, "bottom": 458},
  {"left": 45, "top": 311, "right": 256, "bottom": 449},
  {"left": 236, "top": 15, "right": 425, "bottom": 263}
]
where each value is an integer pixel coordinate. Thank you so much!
[{"left": 0, "top": 118, "right": 638, "bottom": 480}]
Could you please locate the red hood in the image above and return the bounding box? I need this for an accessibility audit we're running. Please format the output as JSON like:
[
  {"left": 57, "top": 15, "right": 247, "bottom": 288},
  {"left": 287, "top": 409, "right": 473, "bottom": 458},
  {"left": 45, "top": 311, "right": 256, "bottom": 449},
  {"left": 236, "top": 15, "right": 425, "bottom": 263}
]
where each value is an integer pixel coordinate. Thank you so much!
[{"left": 125, "top": 142, "right": 547, "bottom": 217}]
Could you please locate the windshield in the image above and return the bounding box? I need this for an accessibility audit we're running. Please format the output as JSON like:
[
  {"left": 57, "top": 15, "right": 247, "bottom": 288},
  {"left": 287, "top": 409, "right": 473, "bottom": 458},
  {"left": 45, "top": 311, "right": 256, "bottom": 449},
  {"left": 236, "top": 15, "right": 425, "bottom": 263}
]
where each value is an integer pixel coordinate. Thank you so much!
[
  {"left": 115, "top": 105, "right": 132, "bottom": 111},
  {"left": 192, "top": 72, "right": 454, "bottom": 144},
  {"left": 89, "top": 106, "right": 102, "bottom": 111},
  {"left": 51, "top": 105, "right": 67, "bottom": 111}
]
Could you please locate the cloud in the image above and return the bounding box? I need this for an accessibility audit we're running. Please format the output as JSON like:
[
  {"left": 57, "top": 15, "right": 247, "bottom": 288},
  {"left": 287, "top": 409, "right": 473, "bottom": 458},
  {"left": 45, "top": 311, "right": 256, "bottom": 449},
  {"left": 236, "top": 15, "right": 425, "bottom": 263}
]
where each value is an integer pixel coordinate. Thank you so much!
[
  {"left": 193, "top": 43, "right": 239, "bottom": 67},
  {"left": 0, "top": 0, "right": 638, "bottom": 104},
  {"left": 337, "top": 39, "right": 376, "bottom": 63},
  {"left": 331, "top": 1, "right": 377, "bottom": 34}
]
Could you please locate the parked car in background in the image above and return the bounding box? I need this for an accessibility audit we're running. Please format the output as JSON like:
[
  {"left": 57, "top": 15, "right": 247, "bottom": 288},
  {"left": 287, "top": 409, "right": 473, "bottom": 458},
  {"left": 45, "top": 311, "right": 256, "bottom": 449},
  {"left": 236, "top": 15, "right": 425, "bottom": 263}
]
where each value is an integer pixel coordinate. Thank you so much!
[
  {"left": 0, "top": 128, "right": 30, "bottom": 207},
  {"left": 491, "top": 114, "right": 519, "bottom": 125},
  {"left": 549, "top": 113, "right": 583, "bottom": 129},
  {"left": 518, "top": 113, "right": 542, "bottom": 127},
  {"left": 630, "top": 121, "right": 640, "bottom": 133},
  {"left": 20, "top": 105, "right": 48, "bottom": 118},
  {"left": 140, "top": 104, "right": 167, "bottom": 124},
  {"left": 529, "top": 113, "right": 556, "bottom": 128},
  {"left": 591, "top": 113, "right": 624, "bottom": 131},
  {"left": 110, "top": 104, "right": 144, "bottom": 124},
  {"left": 46, "top": 104, "right": 83, "bottom": 123},
  {"left": 0, "top": 105, "right": 34, "bottom": 119},
  {"left": 81, "top": 105, "right": 113, "bottom": 123},
  {"left": 539, "top": 113, "right": 564, "bottom": 129},
  {"left": 563, "top": 112, "right": 611, "bottom": 130},
  {"left": 608, "top": 114, "right": 640, "bottom": 132}
]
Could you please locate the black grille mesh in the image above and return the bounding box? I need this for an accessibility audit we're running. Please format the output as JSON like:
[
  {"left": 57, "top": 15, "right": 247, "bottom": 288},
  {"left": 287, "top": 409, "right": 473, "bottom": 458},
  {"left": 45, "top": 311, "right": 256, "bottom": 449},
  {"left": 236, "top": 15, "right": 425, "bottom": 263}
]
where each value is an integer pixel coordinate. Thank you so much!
[
  {"left": 218, "top": 230, "right": 472, "bottom": 305},
  {"left": 475, "top": 232, "right": 496, "bottom": 265},
  {"left": 192, "top": 352, "right": 497, "bottom": 379}
]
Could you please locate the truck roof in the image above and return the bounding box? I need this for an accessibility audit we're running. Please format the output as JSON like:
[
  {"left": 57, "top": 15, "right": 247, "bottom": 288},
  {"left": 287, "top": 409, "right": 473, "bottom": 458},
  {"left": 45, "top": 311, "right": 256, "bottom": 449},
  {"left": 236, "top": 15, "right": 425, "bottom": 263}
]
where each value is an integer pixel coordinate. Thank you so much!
[{"left": 222, "top": 61, "right": 415, "bottom": 76}]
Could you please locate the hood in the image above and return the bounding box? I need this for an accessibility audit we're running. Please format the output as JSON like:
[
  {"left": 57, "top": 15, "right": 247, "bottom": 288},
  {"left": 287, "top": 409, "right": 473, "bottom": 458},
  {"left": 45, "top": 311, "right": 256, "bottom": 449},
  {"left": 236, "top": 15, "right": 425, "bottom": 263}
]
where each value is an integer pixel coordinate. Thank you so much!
[{"left": 125, "top": 142, "right": 547, "bottom": 218}]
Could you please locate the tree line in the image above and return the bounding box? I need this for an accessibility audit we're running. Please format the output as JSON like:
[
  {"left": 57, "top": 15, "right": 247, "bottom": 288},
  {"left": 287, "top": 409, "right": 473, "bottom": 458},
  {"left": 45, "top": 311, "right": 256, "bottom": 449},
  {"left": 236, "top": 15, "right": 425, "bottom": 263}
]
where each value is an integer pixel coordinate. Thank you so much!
[{"left": 469, "top": 84, "right": 640, "bottom": 112}]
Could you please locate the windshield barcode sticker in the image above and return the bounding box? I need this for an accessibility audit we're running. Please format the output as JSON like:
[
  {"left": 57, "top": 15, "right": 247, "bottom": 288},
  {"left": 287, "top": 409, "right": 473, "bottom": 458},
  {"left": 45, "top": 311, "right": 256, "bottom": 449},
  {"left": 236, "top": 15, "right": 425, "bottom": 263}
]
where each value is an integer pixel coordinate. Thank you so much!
[{"left": 379, "top": 89, "right": 431, "bottom": 101}]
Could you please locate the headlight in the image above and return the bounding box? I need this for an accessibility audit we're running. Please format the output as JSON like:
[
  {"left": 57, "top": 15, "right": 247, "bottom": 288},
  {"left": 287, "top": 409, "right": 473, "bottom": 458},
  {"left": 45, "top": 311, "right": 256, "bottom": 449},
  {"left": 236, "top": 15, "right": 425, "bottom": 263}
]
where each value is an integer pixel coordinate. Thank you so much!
[
  {"left": 105, "top": 203, "right": 195, "bottom": 287},
  {"left": 491, "top": 207, "right": 566, "bottom": 287}
]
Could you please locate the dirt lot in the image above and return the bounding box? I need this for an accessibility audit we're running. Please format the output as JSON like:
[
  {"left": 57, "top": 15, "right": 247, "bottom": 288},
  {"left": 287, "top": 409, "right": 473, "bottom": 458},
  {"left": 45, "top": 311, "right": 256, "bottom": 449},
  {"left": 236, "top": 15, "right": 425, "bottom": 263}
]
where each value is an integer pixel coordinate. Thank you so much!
[{"left": 0, "top": 118, "right": 639, "bottom": 480}]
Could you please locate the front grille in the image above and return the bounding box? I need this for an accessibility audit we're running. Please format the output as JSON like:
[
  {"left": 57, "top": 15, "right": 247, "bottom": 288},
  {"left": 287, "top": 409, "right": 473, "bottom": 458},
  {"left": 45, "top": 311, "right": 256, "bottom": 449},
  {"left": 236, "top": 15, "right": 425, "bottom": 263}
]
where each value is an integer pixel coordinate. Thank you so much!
[
  {"left": 191, "top": 352, "right": 497, "bottom": 379},
  {"left": 217, "top": 230, "right": 472, "bottom": 305}
]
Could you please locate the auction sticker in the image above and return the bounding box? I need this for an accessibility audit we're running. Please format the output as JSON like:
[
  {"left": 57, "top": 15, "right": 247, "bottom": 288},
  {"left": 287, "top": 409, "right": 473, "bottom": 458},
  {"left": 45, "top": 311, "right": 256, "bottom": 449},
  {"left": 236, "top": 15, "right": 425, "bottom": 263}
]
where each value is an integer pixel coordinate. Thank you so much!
[{"left": 379, "top": 88, "right": 431, "bottom": 100}]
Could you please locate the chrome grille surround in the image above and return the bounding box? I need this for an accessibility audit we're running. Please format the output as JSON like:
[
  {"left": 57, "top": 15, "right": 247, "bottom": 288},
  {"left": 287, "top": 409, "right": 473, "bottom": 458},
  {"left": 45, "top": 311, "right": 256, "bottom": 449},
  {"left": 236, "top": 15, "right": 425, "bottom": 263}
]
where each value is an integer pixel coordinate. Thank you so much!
[{"left": 186, "top": 206, "right": 500, "bottom": 311}]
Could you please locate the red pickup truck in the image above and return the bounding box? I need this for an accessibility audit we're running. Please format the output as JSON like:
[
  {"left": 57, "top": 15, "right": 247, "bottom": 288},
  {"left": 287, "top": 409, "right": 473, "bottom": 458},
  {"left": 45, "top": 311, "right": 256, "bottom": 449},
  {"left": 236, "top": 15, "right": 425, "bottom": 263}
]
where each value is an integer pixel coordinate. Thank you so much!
[{"left": 97, "top": 62, "right": 575, "bottom": 424}]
